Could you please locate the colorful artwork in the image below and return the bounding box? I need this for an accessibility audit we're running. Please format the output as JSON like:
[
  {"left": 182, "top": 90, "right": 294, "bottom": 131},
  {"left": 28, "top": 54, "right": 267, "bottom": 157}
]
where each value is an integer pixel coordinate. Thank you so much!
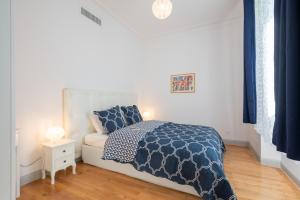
[{"left": 171, "top": 73, "right": 195, "bottom": 93}]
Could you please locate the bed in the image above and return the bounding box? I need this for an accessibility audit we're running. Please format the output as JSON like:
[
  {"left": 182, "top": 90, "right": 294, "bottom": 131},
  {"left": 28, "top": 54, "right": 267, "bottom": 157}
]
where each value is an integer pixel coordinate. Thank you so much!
[{"left": 63, "top": 89, "right": 236, "bottom": 200}]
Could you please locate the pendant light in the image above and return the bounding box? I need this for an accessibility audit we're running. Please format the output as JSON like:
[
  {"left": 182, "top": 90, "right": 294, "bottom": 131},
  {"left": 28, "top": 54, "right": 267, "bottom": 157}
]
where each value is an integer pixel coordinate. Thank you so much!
[{"left": 152, "top": 0, "right": 173, "bottom": 20}]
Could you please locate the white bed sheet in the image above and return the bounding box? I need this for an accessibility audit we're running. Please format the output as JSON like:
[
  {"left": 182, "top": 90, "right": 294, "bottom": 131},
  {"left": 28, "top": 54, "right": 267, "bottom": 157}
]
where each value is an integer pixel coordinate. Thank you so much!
[{"left": 84, "top": 133, "right": 108, "bottom": 148}]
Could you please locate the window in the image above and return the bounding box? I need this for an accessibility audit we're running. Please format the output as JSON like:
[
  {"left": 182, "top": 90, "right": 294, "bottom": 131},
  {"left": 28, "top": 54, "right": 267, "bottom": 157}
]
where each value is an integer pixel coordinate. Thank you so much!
[{"left": 254, "top": 0, "right": 275, "bottom": 142}]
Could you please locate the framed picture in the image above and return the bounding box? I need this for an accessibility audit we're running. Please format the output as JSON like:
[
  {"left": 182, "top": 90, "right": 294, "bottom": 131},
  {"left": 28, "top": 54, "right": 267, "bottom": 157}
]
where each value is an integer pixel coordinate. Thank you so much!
[{"left": 170, "top": 73, "right": 195, "bottom": 93}]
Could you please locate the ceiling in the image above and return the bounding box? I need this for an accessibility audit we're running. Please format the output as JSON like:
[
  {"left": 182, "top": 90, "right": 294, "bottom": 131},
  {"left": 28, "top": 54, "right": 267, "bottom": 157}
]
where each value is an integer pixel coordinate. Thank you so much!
[{"left": 96, "top": 0, "right": 243, "bottom": 38}]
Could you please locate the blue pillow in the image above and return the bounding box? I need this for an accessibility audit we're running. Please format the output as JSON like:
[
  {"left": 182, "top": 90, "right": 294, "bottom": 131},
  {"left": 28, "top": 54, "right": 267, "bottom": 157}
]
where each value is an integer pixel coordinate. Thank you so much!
[
  {"left": 94, "top": 106, "right": 127, "bottom": 134},
  {"left": 120, "top": 105, "right": 143, "bottom": 125}
]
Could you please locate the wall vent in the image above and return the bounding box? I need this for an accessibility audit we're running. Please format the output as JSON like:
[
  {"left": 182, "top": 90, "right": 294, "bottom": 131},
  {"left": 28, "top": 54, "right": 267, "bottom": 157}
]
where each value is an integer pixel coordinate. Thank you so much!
[{"left": 81, "top": 7, "right": 102, "bottom": 26}]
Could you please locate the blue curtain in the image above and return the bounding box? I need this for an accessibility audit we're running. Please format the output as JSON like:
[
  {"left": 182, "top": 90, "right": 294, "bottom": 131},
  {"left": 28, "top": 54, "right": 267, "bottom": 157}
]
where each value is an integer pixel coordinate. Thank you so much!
[
  {"left": 273, "top": 0, "right": 300, "bottom": 161},
  {"left": 243, "top": 0, "right": 257, "bottom": 124}
]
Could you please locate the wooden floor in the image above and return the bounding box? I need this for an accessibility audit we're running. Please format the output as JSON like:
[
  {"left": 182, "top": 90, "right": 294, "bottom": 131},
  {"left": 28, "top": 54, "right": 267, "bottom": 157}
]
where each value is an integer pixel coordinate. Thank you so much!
[{"left": 19, "top": 145, "right": 300, "bottom": 200}]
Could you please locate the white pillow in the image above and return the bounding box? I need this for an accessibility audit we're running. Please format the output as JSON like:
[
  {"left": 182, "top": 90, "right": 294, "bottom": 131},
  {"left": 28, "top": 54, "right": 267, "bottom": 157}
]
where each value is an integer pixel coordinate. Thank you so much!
[{"left": 89, "top": 113, "right": 107, "bottom": 135}]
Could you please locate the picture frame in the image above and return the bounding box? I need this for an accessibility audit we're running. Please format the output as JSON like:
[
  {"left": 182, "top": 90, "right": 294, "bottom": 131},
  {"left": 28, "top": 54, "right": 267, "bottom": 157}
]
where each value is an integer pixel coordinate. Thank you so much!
[{"left": 170, "top": 73, "right": 195, "bottom": 93}]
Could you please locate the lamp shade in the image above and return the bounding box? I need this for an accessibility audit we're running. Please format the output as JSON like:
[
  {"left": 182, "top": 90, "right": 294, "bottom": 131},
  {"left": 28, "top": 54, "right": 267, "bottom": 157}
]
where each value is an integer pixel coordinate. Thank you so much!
[
  {"left": 143, "top": 111, "right": 151, "bottom": 119},
  {"left": 46, "top": 127, "right": 65, "bottom": 143},
  {"left": 152, "top": 0, "right": 173, "bottom": 20},
  {"left": 142, "top": 111, "right": 154, "bottom": 120}
]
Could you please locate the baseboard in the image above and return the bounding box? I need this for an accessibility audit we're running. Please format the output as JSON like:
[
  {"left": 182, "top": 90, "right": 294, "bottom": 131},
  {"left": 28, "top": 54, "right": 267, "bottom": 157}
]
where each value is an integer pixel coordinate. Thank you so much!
[
  {"left": 21, "top": 146, "right": 299, "bottom": 191},
  {"left": 76, "top": 156, "right": 82, "bottom": 163},
  {"left": 248, "top": 143, "right": 260, "bottom": 161},
  {"left": 261, "top": 158, "right": 281, "bottom": 168},
  {"left": 20, "top": 159, "right": 82, "bottom": 186},
  {"left": 281, "top": 163, "right": 300, "bottom": 188},
  {"left": 223, "top": 139, "right": 249, "bottom": 147},
  {"left": 20, "top": 170, "right": 42, "bottom": 186}
]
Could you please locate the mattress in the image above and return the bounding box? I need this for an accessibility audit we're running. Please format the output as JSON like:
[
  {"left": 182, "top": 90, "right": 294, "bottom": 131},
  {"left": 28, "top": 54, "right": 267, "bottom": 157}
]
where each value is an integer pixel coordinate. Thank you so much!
[{"left": 84, "top": 133, "right": 108, "bottom": 148}]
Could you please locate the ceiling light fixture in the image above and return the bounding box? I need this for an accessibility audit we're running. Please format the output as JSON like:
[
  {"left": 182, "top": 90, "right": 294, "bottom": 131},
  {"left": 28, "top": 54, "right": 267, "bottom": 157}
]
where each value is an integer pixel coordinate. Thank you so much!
[{"left": 152, "top": 0, "right": 173, "bottom": 20}]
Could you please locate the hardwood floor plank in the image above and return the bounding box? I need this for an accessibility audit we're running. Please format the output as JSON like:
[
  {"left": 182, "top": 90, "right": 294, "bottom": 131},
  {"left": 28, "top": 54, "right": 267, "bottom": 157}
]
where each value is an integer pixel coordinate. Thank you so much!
[{"left": 18, "top": 145, "right": 300, "bottom": 200}]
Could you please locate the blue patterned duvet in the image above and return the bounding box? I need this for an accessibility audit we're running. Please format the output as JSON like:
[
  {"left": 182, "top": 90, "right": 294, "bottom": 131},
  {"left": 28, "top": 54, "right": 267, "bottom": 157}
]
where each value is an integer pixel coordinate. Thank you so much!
[{"left": 103, "top": 121, "right": 236, "bottom": 200}]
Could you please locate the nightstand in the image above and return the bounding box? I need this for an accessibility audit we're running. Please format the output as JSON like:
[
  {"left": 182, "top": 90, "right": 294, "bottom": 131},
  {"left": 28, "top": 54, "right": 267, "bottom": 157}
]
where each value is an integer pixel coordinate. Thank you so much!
[{"left": 42, "top": 139, "right": 76, "bottom": 184}]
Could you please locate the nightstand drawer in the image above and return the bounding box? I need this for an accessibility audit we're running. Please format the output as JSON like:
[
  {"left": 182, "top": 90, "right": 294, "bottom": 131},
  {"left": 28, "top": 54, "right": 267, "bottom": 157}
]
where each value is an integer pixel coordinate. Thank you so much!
[
  {"left": 55, "top": 155, "right": 74, "bottom": 169},
  {"left": 53, "top": 144, "right": 74, "bottom": 158}
]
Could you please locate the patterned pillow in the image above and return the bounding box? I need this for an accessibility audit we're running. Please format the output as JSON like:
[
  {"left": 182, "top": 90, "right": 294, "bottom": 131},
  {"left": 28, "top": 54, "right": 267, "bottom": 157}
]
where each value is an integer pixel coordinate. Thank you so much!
[
  {"left": 94, "top": 106, "right": 127, "bottom": 134},
  {"left": 120, "top": 105, "right": 143, "bottom": 125}
]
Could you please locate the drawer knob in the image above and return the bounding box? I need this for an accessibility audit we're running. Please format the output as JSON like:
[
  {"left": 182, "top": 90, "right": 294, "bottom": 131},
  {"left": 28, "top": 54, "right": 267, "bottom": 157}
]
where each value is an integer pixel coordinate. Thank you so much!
[
  {"left": 62, "top": 150, "right": 66, "bottom": 153},
  {"left": 64, "top": 160, "right": 66, "bottom": 163}
]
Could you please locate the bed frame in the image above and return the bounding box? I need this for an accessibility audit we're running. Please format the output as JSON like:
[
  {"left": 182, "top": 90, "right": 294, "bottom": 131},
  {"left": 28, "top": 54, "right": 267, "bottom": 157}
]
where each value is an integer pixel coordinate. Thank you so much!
[{"left": 63, "top": 88, "right": 198, "bottom": 196}]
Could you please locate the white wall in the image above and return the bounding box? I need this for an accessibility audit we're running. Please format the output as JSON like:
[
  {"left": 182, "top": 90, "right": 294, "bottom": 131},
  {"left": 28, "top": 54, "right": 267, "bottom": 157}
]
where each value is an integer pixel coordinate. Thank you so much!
[
  {"left": 282, "top": 156, "right": 300, "bottom": 185},
  {"left": 0, "top": 0, "right": 15, "bottom": 199},
  {"left": 260, "top": 140, "right": 281, "bottom": 167},
  {"left": 248, "top": 126, "right": 281, "bottom": 168},
  {"left": 248, "top": 124, "right": 298, "bottom": 183},
  {"left": 140, "top": 19, "right": 250, "bottom": 142},
  {"left": 248, "top": 126, "right": 261, "bottom": 158},
  {"left": 14, "top": 0, "right": 143, "bottom": 177}
]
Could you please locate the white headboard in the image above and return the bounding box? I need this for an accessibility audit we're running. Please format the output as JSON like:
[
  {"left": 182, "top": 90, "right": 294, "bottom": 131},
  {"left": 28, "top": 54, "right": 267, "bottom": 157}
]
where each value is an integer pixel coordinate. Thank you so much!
[{"left": 63, "top": 88, "right": 137, "bottom": 158}]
